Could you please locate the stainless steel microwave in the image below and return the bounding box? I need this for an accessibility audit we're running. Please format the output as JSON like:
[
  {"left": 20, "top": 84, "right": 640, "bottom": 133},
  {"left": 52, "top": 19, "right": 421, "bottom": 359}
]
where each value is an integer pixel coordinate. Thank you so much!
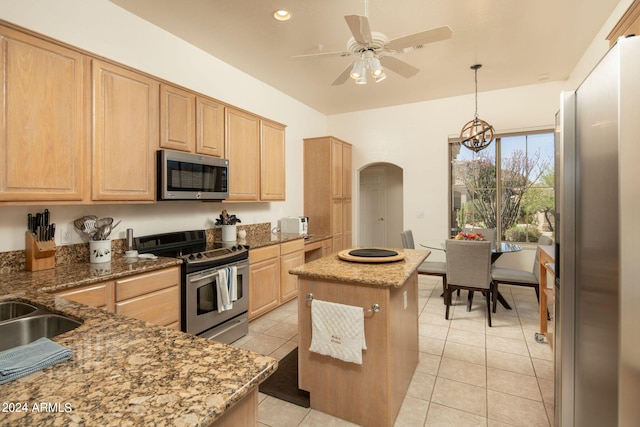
[{"left": 158, "top": 149, "right": 229, "bottom": 200}]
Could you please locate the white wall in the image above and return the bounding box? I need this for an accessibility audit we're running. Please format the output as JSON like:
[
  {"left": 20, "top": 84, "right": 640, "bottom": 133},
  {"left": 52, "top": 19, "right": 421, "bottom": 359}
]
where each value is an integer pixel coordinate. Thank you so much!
[{"left": 0, "top": 0, "right": 326, "bottom": 252}]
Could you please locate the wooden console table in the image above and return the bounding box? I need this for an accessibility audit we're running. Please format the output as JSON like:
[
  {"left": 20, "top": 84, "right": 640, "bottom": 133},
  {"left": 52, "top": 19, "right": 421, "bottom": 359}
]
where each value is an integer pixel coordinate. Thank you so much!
[{"left": 536, "top": 244, "right": 555, "bottom": 349}]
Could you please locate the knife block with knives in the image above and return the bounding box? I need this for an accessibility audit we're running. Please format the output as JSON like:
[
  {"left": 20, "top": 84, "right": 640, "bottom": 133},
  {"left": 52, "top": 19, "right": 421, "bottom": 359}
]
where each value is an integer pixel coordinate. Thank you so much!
[
  {"left": 25, "top": 209, "right": 57, "bottom": 271},
  {"left": 25, "top": 231, "right": 56, "bottom": 271}
]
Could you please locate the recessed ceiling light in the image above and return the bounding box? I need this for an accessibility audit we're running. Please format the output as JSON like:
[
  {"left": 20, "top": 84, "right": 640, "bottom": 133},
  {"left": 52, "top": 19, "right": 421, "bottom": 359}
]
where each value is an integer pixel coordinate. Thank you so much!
[{"left": 273, "top": 9, "right": 292, "bottom": 21}]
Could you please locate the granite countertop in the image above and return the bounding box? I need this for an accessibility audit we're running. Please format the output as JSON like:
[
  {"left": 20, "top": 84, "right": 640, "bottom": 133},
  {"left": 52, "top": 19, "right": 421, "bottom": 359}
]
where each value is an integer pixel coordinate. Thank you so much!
[
  {"left": 0, "top": 255, "right": 277, "bottom": 426},
  {"left": 0, "top": 256, "right": 183, "bottom": 295},
  {"left": 289, "top": 248, "right": 430, "bottom": 288},
  {"left": 239, "top": 232, "right": 306, "bottom": 249}
]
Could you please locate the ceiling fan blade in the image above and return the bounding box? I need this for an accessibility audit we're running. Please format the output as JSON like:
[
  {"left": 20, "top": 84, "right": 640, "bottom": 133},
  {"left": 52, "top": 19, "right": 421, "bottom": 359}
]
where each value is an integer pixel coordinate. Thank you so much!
[
  {"left": 387, "top": 26, "right": 452, "bottom": 52},
  {"left": 379, "top": 56, "right": 420, "bottom": 78},
  {"left": 292, "top": 50, "right": 351, "bottom": 60},
  {"left": 344, "top": 15, "right": 372, "bottom": 44},
  {"left": 331, "top": 64, "right": 353, "bottom": 86}
]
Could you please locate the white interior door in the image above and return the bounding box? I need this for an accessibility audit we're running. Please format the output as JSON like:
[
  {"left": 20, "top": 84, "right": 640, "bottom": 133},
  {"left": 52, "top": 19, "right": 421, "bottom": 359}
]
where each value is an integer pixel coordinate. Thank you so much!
[{"left": 359, "top": 166, "right": 387, "bottom": 247}]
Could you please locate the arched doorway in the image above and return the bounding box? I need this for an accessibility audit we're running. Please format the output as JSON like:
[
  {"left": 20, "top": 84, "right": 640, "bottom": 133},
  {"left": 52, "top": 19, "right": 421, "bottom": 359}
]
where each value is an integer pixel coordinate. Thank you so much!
[{"left": 358, "top": 163, "right": 403, "bottom": 248}]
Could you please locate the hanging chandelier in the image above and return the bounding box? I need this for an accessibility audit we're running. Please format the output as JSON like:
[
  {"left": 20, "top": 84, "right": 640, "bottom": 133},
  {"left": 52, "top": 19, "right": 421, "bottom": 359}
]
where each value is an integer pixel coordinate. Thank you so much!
[{"left": 459, "top": 64, "right": 494, "bottom": 152}]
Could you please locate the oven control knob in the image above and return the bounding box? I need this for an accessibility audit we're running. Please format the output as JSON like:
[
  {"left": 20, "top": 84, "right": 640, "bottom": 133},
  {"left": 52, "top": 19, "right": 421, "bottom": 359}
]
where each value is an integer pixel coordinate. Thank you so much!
[
  {"left": 188, "top": 254, "right": 195, "bottom": 260},
  {"left": 231, "top": 246, "right": 237, "bottom": 251},
  {"left": 196, "top": 252, "right": 203, "bottom": 258}
]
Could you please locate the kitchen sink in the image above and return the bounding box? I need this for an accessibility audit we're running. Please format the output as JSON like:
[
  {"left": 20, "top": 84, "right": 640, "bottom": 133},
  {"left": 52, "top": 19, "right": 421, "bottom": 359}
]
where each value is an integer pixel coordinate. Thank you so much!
[
  {"left": 0, "top": 302, "right": 83, "bottom": 352},
  {"left": 0, "top": 301, "right": 37, "bottom": 321}
]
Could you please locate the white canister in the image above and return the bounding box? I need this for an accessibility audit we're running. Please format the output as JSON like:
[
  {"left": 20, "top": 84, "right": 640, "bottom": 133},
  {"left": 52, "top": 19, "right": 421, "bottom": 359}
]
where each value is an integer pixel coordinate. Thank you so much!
[
  {"left": 89, "top": 240, "right": 112, "bottom": 263},
  {"left": 221, "top": 225, "right": 237, "bottom": 242}
]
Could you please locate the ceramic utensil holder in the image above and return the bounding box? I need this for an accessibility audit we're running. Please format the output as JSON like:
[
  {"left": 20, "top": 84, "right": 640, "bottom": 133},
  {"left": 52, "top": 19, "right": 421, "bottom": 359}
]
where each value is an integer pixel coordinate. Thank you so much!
[
  {"left": 221, "top": 225, "right": 237, "bottom": 242},
  {"left": 89, "top": 239, "right": 112, "bottom": 263},
  {"left": 25, "top": 231, "right": 56, "bottom": 271}
]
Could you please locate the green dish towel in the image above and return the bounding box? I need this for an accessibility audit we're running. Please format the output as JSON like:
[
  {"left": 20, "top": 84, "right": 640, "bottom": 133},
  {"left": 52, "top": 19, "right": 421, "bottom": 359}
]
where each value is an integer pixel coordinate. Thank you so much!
[{"left": 0, "top": 337, "right": 73, "bottom": 384}]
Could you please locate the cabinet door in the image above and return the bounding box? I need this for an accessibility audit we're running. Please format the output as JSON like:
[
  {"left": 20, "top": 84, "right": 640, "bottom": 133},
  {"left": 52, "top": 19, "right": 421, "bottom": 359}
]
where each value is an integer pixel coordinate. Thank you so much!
[
  {"left": 0, "top": 27, "right": 86, "bottom": 202},
  {"left": 260, "top": 120, "right": 286, "bottom": 201},
  {"left": 249, "top": 258, "right": 280, "bottom": 319},
  {"left": 92, "top": 60, "right": 158, "bottom": 201},
  {"left": 226, "top": 107, "right": 260, "bottom": 201},
  {"left": 196, "top": 96, "right": 225, "bottom": 157},
  {"left": 331, "top": 139, "right": 343, "bottom": 199},
  {"left": 331, "top": 199, "right": 343, "bottom": 247},
  {"left": 280, "top": 250, "right": 304, "bottom": 303},
  {"left": 160, "top": 84, "right": 195, "bottom": 152},
  {"left": 342, "top": 198, "right": 352, "bottom": 249},
  {"left": 342, "top": 143, "right": 352, "bottom": 198}
]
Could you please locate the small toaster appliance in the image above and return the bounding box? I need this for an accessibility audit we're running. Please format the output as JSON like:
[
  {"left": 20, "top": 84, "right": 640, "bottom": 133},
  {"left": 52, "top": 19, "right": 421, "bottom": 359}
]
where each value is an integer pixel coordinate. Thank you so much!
[{"left": 281, "top": 217, "right": 309, "bottom": 234}]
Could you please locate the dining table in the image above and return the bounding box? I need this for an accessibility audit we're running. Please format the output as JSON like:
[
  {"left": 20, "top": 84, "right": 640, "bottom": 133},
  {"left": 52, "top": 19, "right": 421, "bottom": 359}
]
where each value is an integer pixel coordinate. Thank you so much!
[{"left": 420, "top": 240, "right": 523, "bottom": 310}]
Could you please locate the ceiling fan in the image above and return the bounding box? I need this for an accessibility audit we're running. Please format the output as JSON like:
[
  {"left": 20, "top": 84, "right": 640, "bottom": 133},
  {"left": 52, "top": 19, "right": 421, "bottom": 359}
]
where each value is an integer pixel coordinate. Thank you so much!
[{"left": 294, "top": 14, "right": 452, "bottom": 85}]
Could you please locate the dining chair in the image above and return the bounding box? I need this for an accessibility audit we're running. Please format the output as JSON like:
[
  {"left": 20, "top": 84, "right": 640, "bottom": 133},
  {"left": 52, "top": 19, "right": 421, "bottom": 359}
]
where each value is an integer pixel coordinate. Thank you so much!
[
  {"left": 444, "top": 239, "right": 494, "bottom": 326},
  {"left": 490, "top": 235, "right": 553, "bottom": 313},
  {"left": 465, "top": 228, "right": 497, "bottom": 250},
  {"left": 400, "top": 230, "right": 448, "bottom": 302}
]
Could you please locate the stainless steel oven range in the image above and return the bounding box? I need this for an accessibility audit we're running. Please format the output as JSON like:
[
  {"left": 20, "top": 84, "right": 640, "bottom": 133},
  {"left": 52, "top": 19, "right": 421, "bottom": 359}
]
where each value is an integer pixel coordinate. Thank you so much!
[{"left": 135, "top": 230, "right": 249, "bottom": 344}]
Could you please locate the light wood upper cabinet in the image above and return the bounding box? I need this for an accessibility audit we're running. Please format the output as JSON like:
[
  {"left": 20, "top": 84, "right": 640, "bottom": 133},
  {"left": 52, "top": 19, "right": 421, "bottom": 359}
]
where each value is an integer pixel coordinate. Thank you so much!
[
  {"left": 0, "top": 26, "right": 86, "bottom": 202},
  {"left": 226, "top": 107, "right": 260, "bottom": 201},
  {"left": 304, "top": 136, "right": 353, "bottom": 253},
  {"left": 260, "top": 120, "right": 286, "bottom": 201},
  {"left": 342, "top": 144, "right": 352, "bottom": 199},
  {"left": 607, "top": 0, "right": 640, "bottom": 46},
  {"left": 196, "top": 96, "right": 225, "bottom": 157},
  {"left": 331, "top": 139, "right": 343, "bottom": 199},
  {"left": 92, "top": 60, "right": 158, "bottom": 201},
  {"left": 160, "top": 84, "right": 195, "bottom": 152}
]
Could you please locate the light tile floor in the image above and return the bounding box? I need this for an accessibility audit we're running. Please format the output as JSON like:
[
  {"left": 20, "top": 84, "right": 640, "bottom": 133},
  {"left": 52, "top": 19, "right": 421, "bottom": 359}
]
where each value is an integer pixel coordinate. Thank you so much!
[{"left": 233, "top": 275, "right": 554, "bottom": 427}]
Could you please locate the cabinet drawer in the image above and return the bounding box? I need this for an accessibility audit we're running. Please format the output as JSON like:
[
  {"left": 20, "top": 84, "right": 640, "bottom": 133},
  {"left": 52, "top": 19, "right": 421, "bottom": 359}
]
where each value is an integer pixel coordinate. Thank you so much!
[
  {"left": 281, "top": 239, "right": 304, "bottom": 255},
  {"left": 115, "top": 286, "right": 179, "bottom": 326},
  {"left": 249, "top": 245, "right": 280, "bottom": 264},
  {"left": 115, "top": 267, "right": 180, "bottom": 302},
  {"left": 54, "top": 282, "right": 111, "bottom": 308}
]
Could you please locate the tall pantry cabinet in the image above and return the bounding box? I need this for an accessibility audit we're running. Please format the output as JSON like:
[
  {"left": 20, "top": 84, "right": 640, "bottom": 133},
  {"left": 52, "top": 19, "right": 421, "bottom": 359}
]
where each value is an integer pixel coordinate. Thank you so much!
[{"left": 304, "top": 137, "right": 352, "bottom": 253}]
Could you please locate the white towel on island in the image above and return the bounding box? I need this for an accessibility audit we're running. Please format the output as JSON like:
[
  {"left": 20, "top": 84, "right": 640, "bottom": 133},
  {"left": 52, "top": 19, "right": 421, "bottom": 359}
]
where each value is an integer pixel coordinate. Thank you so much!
[
  {"left": 216, "top": 266, "right": 237, "bottom": 312},
  {"left": 309, "top": 299, "right": 367, "bottom": 365}
]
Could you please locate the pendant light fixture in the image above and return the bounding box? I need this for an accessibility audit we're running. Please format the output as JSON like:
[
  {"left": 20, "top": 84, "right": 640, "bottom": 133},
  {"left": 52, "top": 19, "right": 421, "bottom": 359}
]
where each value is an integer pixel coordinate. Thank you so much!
[{"left": 459, "top": 64, "right": 494, "bottom": 152}]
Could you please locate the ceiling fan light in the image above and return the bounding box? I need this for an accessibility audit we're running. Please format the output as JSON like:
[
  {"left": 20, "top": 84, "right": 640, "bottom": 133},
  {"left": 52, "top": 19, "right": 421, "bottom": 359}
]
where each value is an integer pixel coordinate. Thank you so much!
[
  {"left": 350, "top": 60, "right": 366, "bottom": 79},
  {"left": 355, "top": 74, "right": 367, "bottom": 85},
  {"left": 369, "top": 57, "right": 384, "bottom": 77},
  {"left": 374, "top": 72, "right": 387, "bottom": 83}
]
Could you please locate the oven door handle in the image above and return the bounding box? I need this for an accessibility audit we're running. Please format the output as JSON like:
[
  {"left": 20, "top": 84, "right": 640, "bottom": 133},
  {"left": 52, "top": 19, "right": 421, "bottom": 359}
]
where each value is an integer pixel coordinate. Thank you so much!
[{"left": 189, "top": 271, "right": 221, "bottom": 282}]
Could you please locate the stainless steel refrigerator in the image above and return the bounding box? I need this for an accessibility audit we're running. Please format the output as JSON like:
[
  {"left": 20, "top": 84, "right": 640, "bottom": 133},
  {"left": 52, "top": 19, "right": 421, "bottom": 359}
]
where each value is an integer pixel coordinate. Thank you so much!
[{"left": 555, "top": 35, "right": 640, "bottom": 427}]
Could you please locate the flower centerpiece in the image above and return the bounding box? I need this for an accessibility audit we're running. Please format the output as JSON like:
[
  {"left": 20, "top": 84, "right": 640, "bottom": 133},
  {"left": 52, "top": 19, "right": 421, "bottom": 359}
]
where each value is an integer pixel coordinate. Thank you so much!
[{"left": 453, "top": 231, "right": 485, "bottom": 241}]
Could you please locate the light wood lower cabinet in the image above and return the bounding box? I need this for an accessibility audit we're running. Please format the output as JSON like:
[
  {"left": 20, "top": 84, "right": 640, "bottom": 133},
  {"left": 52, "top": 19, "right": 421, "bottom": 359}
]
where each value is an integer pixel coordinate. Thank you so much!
[
  {"left": 249, "top": 239, "right": 304, "bottom": 319},
  {"left": 53, "top": 266, "right": 180, "bottom": 329},
  {"left": 280, "top": 239, "right": 304, "bottom": 303},
  {"left": 248, "top": 245, "right": 280, "bottom": 319},
  {"left": 0, "top": 26, "right": 87, "bottom": 202},
  {"left": 54, "top": 282, "right": 113, "bottom": 310}
]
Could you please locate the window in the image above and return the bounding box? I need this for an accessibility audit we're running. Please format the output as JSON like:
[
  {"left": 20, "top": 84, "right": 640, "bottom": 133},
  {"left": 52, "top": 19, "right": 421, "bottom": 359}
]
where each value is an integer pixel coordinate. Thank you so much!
[{"left": 449, "top": 130, "right": 555, "bottom": 243}]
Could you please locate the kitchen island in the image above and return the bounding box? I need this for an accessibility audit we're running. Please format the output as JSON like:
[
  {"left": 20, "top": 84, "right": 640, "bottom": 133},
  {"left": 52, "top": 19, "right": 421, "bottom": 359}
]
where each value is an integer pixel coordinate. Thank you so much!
[{"left": 290, "top": 248, "right": 430, "bottom": 427}]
